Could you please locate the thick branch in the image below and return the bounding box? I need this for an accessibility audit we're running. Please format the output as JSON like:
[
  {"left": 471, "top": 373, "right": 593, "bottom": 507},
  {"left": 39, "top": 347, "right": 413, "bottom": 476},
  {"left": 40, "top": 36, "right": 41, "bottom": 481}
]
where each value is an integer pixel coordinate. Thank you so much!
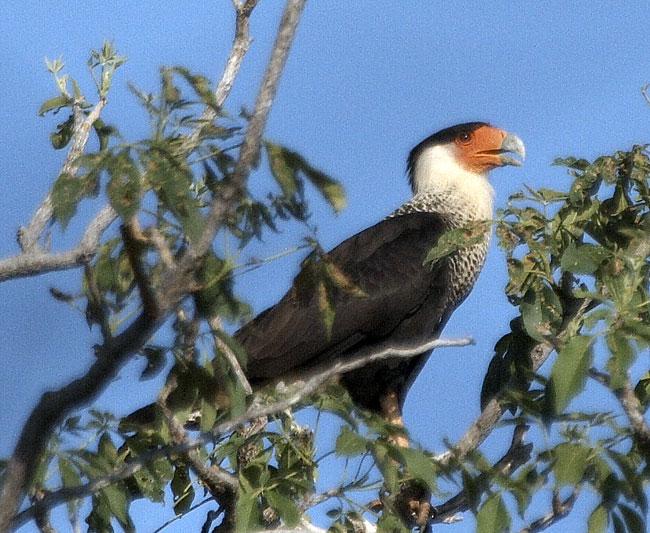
[{"left": 11, "top": 336, "right": 471, "bottom": 528}]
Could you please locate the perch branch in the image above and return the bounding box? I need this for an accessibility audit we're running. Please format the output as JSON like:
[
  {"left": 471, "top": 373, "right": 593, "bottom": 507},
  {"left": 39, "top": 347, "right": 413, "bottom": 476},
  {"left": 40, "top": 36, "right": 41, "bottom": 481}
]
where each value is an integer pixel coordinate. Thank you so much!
[
  {"left": 11, "top": 336, "right": 471, "bottom": 528},
  {"left": 435, "top": 296, "right": 593, "bottom": 467}
]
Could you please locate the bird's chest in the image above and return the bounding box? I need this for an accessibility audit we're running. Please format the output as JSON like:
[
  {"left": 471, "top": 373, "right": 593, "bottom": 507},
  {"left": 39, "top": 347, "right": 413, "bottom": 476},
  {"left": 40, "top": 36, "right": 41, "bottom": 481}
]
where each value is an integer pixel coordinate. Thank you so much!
[{"left": 445, "top": 235, "right": 490, "bottom": 305}]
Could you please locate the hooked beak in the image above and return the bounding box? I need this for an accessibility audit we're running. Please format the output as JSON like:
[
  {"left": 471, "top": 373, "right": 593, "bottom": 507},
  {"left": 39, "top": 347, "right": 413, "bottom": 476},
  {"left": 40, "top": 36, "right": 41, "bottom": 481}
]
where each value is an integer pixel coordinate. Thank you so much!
[{"left": 497, "top": 133, "right": 526, "bottom": 167}]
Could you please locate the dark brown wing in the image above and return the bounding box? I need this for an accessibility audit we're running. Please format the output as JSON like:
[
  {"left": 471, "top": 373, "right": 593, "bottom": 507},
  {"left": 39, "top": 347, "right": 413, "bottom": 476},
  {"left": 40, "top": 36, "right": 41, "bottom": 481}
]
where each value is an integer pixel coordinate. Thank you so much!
[{"left": 236, "top": 212, "right": 456, "bottom": 393}]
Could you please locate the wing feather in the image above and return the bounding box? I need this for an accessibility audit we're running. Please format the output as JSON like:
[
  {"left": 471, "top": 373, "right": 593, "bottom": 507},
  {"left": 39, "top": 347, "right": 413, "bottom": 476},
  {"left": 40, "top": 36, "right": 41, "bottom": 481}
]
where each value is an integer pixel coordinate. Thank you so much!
[{"left": 236, "top": 212, "right": 454, "bottom": 382}]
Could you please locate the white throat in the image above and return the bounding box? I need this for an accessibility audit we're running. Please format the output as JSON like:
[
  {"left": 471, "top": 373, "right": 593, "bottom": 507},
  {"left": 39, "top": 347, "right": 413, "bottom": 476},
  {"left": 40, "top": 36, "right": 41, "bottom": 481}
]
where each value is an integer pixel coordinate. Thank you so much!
[{"left": 411, "top": 144, "right": 494, "bottom": 222}]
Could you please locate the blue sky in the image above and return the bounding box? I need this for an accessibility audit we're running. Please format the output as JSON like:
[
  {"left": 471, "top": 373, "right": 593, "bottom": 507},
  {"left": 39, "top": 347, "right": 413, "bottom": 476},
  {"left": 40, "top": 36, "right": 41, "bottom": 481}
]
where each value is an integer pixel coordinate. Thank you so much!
[{"left": 2, "top": 1, "right": 650, "bottom": 531}]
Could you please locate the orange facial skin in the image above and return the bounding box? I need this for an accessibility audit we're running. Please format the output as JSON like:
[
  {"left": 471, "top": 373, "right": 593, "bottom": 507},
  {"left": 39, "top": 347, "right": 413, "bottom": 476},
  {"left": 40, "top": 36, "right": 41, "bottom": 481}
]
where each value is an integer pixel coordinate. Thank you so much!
[{"left": 453, "top": 125, "right": 524, "bottom": 174}]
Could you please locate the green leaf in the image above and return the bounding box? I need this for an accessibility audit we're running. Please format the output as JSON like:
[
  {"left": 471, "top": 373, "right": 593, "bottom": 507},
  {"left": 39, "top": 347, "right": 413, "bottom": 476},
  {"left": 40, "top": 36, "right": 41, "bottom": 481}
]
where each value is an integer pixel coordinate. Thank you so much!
[
  {"left": 58, "top": 456, "right": 81, "bottom": 517},
  {"left": 98, "top": 433, "right": 117, "bottom": 465},
  {"left": 476, "top": 493, "right": 510, "bottom": 533},
  {"left": 552, "top": 442, "right": 590, "bottom": 488},
  {"left": 520, "top": 286, "right": 563, "bottom": 342},
  {"left": 264, "top": 141, "right": 299, "bottom": 196},
  {"left": 587, "top": 505, "right": 608, "bottom": 533},
  {"left": 145, "top": 148, "right": 203, "bottom": 243},
  {"left": 376, "top": 513, "right": 410, "bottom": 532},
  {"left": 38, "top": 95, "right": 70, "bottom": 116},
  {"left": 301, "top": 164, "right": 346, "bottom": 213},
  {"left": 102, "top": 484, "right": 132, "bottom": 530},
  {"left": 235, "top": 492, "right": 261, "bottom": 532},
  {"left": 50, "top": 113, "right": 75, "bottom": 149},
  {"left": 425, "top": 222, "right": 490, "bottom": 264},
  {"left": 263, "top": 140, "right": 346, "bottom": 213},
  {"left": 560, "top": 241, "right": 610, "bottom": 274},
  {"left": 334, "top": 425, "right": 367, "bottom": 457},
  {"left": 396, "top": 447, "right": 437, "bottom": 492},
  {"left": 371, "top": 441, "right": 399, "bottom": 493},
  {"left": 606, "top": 331, "right": 636, "bottom": 389},
  {"left": 547, "top": 335, "right": 593, "bottom": 413},
  {"left": 132, "top": 465, "right": 165, "bottom": 503},
  {"left": 265, "top": 490, "right": 300, "bottom": 528},
  {"left": 106, "top": 150, "right": 142, "bottom": 220},
  {"left": 200, "top": 397, "right": 217, "bottom": 431},
  {"left": 171, "top": 465, "right": 194, "bottom": 515},
  {"left": 51, "top": 173, "right": 84, "bottom": 229},
  {"left": 634, "top": 372, "right": 650, "bottom": 411}
]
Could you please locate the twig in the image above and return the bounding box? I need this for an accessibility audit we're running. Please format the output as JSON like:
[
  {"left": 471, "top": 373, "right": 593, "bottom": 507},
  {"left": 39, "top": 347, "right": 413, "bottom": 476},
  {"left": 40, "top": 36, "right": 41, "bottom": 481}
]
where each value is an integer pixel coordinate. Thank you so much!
[
  {"left": 186, "top": 0, "right": 261, "bottom": 147},
  {"left": 10, "top": 336, "right": 471, "bottom": 529},
  {"left": 208, "top": 315, "right": 252, "bottom": 394},
  {"left": 519, "top": 486, "right": 581, "bottom": 533},
  {"left": 430, "top": 424, "right": 532, "bottom": 524},
  {"left": 158, "top": 378, "right": 238, "bottom": 494},
  {"left": 589, "top": 368, "right": 650, "bottom": 449}
]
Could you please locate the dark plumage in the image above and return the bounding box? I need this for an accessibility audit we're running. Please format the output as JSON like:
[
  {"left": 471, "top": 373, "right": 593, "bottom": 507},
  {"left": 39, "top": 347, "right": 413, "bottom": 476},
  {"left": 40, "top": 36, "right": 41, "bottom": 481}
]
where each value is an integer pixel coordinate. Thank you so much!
[
  {"left": 123, "top": 122, "right": 524, "bottom": 432},
  {"left": 238, "top": 211, "right": 455, "bottom": 412}
]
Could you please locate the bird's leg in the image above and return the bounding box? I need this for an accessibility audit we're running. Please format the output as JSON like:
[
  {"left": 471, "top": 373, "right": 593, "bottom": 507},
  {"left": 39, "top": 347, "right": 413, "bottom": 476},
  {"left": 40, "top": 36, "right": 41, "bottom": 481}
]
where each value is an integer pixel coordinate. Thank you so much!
[
  {"left": 379, "top": 390, "right": 431, "bottom": 530},
  {"left": 379, "top": 390, "right": 409, "bottom": 448}
]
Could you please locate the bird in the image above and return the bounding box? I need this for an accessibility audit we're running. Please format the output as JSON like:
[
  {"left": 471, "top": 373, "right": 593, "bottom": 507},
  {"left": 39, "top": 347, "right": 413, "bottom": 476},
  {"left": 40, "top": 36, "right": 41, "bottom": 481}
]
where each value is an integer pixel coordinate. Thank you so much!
[
  {"left": 123, "top": 122, "right": 525, "bottom": 441},
  {"left": 235, "top": 122, "right": 525, "bottom": 434}
]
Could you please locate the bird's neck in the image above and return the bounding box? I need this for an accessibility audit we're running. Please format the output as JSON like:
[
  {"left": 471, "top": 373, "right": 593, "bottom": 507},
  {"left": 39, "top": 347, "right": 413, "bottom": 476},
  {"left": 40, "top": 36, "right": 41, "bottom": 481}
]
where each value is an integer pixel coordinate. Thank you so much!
[{"left": 403, "top": 150, "right": 495, "bottom": 224}]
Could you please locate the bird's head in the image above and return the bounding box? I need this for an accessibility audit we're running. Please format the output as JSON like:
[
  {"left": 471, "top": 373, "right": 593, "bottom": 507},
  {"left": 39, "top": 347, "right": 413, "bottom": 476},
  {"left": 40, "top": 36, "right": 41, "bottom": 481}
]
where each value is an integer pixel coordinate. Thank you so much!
[{"left": 407, "top": 122, "right": 525, "bottom": 195}]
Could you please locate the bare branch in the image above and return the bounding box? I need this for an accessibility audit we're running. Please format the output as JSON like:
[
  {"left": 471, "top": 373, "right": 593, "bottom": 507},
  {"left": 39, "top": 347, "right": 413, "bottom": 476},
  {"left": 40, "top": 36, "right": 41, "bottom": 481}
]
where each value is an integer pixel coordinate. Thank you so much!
[
  {"left": 179, "top": 0, "right": 307, "bottom": 271},
  {"left": 10, "top": 336, "right": 471, "bottom": 528},
  {"left": 0, "top": 205, "right": 116, "bottom": 283},
  {"left": 186, "top": 0, "right": 261, "bottom": 146},
  {"left": 18, "top": 99, "right": 107, "bottom": 253},
  {"left": 519, "top": 486, "right": 581, "bottom": 533}
]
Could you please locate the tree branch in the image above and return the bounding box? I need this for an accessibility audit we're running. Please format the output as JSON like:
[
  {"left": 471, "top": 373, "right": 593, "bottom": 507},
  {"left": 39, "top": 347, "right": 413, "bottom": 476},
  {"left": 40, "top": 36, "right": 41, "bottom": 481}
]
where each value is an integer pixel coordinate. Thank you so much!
[
  {"left": 177, "top": 0, "right": 307, "bottom": 273},
  {"left": 0, "top": 3, "right": 307, "bottom": 528},
  {"left": 519, "top": 486, "right": 582, "bottom": 533},
  {"left": 430, "top": 424, "right": 532, "bottom": 524},
  {"left": 434, "top": 296, "right": 593, "bottom": 467},
  {"left": 0, "top": 204, "right": 116, "bottom": 283},
  {"left": 18, "top": 99, "right": 107, "bottom": 254}
]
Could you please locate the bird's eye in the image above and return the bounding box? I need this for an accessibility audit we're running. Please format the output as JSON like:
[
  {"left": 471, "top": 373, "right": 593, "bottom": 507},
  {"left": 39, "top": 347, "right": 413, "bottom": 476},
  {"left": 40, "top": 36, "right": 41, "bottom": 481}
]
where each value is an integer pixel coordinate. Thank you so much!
[{"left": 457, "top": 132, "right": 472, "bottom": 143}]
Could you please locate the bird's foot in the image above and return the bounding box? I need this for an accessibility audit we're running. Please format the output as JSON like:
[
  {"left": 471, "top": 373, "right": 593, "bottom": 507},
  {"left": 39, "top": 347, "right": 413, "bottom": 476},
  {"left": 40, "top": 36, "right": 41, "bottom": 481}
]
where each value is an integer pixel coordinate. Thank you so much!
[{"left": 395, "top": 481, "right": 432, "bottom": 532}]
